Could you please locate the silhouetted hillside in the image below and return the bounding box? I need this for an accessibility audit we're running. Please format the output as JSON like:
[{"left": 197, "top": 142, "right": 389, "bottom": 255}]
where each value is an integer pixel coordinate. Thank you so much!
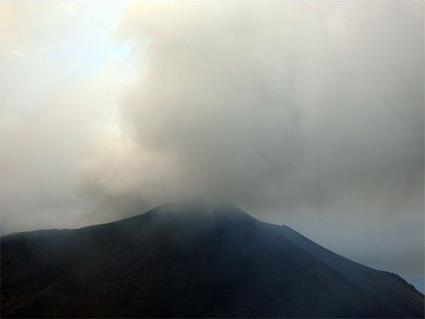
[{"left": 1, "top": 203, "right": 423, "bottom": 317}]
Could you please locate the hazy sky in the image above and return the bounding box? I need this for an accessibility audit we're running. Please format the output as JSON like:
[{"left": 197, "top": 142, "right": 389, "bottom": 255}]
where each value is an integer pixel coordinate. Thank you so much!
[{"left": 1, "top": 1, "right": 423, "bottom": 291}]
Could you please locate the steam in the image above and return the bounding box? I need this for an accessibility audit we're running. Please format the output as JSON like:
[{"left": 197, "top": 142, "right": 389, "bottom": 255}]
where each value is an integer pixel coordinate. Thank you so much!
[
  {"left": 81, "top": 1, "right": 423, "bottom": 217},
  {"left": 1, "top": 0, "right": 423, "bottom": 289},
  {"left": 78, "top": 1, "right": 424, "bottom": 285}
]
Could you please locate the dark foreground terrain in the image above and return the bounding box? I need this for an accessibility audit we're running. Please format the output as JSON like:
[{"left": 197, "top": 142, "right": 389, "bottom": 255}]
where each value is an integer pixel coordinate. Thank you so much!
[{"left": 1, "top": 203, "right": 424, "bottom": 318}]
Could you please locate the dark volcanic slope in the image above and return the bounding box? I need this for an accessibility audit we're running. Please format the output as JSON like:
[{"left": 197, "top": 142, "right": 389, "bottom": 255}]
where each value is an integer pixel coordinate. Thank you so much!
[{"left": 1, "top": 203, "right": 424, "bottom": 318}]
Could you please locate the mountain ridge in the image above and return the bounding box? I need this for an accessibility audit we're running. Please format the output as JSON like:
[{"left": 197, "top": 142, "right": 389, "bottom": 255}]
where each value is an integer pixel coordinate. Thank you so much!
[{"left": 1, "top": 203, "right": 424, "bottom": 317}]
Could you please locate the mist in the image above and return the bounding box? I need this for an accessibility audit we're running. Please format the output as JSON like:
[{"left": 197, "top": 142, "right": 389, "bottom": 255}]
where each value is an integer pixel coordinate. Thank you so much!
[{"left": 1, "top": 1, "right": 423, "bottom": 290}]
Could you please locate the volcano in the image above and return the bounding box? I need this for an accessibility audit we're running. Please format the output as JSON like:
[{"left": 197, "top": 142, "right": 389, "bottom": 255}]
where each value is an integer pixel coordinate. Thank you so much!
[{"left": 1, "top": 203, "right": 423, "bottom": 318}]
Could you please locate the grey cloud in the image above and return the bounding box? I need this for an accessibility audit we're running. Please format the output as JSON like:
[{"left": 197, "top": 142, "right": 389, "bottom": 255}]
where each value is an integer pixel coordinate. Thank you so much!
[
  {"left": 79, "top": 0, "right": 423, "bottom": 285},
  {"left": 82, "top": 1, "right": 423, "bottom": 209}
]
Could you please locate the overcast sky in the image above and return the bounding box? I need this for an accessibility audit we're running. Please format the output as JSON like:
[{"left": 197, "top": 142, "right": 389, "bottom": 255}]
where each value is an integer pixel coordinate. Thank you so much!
[{"left": 0, "top": 0, "right": 423, "bottom": 291}]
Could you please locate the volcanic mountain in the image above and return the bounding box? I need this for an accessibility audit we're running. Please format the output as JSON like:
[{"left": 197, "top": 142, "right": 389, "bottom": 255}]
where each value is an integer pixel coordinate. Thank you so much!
[{"left": 1, "top": 203, "right": 424, "bottom": 318}]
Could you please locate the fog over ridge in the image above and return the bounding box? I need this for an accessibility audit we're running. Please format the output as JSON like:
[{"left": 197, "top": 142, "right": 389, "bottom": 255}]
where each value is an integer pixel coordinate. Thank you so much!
[{"left": 1, "top": 0, "right": 423, "bottom": 290}]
